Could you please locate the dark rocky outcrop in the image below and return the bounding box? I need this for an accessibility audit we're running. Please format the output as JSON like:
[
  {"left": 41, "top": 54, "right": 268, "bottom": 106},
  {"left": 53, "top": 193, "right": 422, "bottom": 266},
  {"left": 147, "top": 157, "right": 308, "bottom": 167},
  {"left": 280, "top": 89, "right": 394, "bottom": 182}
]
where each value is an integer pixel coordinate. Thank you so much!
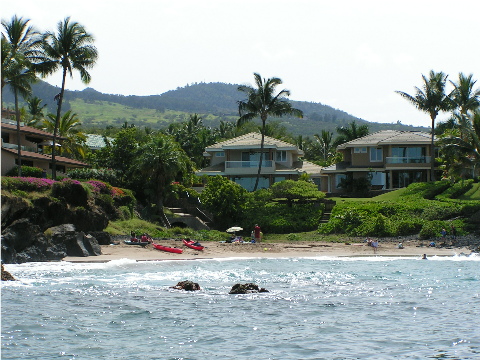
[
  {"left": 1, "top": 192, "right": 111, "bottom": 263},
  {"left": 229, "top": 283, "right": 269, "bottom": 294},
  {"left": 1, "top": 264, "right": 16, "bottom": 281},
  {"left": 1, "top": 222, "right": 102, "bottom": 264},
  {"left": 87, "top": 231, "right": 112, "bottom": 245},
  {"left": 171, "top": 280, "right": 201, "bottom": 291}
]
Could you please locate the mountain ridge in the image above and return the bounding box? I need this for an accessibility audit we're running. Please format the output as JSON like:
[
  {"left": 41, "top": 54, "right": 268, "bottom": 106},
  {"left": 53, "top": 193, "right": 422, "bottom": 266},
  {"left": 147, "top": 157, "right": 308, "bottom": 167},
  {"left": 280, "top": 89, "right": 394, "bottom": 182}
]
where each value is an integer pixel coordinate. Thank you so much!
[{"left": 2, "top": 81, "right": 429, "bottom": 135}]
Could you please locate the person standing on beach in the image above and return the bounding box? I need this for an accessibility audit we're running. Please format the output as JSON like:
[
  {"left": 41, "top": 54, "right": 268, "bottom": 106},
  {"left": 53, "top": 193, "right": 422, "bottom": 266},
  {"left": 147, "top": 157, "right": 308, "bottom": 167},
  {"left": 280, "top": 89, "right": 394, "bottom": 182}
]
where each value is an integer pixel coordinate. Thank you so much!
[
  {"left": 372, "top": 239, "right": 379, "bottom": 254},
  {"left": 254, "top": 224, "right": 261, "bottom": 243}
]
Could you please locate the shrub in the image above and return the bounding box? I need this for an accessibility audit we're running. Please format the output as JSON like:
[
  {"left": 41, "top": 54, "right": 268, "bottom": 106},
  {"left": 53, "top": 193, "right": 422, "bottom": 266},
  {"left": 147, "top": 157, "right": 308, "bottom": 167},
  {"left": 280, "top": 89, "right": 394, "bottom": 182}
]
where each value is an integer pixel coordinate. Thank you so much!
[
  {"left": 286, "top": 233, "right": 301, "bottom": 241},
  {"left": 438, "top": 179, "right": 474, "bottom": 199},
  {"left": 118, "top": 206, "right": 132, "bottom": 220},
  {"left": 51, "top": 179, "right": 89, "bottom": 207},
  {"left": 6, "top": 165, "right": 44, "bottom": 178},
  {"left": 86, "top": 180, "right": 113, "bottom": 195},
  {"left": 395, "top": 219, "right": 424, "bottom": 236},
  {"left": 419, "top": 221, "right": 448, "bottom": 240},
  {"left": 1, "top": 176, "right": 55, "bottom": 192},
  {"left": 67, "top": 168, "right": 121, "bottom": 186}
]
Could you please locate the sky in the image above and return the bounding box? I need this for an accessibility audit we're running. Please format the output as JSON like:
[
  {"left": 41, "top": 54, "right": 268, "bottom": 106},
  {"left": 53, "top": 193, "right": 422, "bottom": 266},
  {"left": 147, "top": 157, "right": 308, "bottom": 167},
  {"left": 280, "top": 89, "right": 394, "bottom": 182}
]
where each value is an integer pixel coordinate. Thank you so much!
[{"left": 3, "top": 0, "right": 479, "bottom": 127}]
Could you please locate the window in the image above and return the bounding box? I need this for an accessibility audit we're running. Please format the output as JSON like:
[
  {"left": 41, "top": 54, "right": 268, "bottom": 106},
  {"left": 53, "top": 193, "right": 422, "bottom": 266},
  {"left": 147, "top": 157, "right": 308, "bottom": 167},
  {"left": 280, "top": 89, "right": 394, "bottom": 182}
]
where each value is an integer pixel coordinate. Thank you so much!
[
  {"left": 370, "top": 147, "right": 383, "bottom": 162},
  {"left": 215, "top": 152, "right": 225, "bottom": 157},
  {"left": 335, "top": 174, "right": 346, "bottom": 188},
  {"left": 354, "top": 147, "right": 367, "bottom": 153},
  {"left": 276, "top": 150, "right": 287, "bottom": 162}
]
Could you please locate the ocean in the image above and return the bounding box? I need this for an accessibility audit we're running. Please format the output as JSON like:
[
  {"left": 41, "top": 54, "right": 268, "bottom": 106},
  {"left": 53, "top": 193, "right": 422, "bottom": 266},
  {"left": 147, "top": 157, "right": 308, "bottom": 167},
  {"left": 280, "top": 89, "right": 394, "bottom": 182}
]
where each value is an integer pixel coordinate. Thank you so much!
[{"left": 2, "top": 255, "right": 479, "bottom": 359}]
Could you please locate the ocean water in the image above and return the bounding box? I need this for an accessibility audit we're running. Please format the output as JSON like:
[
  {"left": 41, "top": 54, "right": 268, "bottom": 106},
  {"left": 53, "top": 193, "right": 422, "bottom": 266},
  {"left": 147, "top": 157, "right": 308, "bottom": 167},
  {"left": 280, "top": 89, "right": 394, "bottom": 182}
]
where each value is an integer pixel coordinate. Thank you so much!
[{"left": 2, "top": 255, "right": 479, "bottom": 360}]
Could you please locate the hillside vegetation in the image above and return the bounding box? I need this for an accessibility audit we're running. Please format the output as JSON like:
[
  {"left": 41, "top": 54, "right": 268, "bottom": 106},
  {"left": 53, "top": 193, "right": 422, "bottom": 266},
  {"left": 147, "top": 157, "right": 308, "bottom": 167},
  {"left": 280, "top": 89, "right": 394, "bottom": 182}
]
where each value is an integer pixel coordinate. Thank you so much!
[
  {"left": 3, "top": 81, "right": 428, "bottom": 135},
  {"left": 321, "top": 181, "right": 480, "bottom": 239}
]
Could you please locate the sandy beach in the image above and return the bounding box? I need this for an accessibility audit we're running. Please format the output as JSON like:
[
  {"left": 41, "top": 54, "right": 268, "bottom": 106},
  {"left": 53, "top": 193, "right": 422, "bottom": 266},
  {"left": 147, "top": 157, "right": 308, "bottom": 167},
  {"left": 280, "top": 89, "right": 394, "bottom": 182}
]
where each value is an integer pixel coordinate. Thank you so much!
[{"left": 63, "top": 238, "right": 474, "bottom": 262}]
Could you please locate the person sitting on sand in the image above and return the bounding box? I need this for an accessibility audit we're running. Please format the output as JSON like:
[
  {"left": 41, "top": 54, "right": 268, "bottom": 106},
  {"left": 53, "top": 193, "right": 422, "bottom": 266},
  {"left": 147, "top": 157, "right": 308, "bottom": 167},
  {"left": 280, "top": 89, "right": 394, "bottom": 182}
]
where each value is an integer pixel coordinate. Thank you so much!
[
  {"left": 429, "top": 241, "right": 436, "bottom": 247},
  {"left": 398, "top": 242, "right": 404, "bottom": 249},
  {"left": 140, "top": 233, "right": 152, "bottom": 243}
]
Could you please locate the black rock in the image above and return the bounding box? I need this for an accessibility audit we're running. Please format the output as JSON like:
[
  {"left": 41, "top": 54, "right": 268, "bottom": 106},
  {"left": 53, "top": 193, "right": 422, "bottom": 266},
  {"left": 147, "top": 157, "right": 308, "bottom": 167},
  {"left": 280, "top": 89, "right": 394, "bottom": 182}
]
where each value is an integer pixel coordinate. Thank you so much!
[{"left": 229, "top": 283, "right": 269, "bottom": 294}]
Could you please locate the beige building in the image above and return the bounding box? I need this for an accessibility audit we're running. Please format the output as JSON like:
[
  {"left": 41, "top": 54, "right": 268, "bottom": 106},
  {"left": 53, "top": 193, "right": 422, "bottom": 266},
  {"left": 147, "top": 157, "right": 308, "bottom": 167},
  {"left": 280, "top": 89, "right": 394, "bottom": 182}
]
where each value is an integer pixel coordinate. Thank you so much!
[
  {"left": 197, "top": 132, "right": 323, "bottom": 191},
  {"left": 320, "top": 130, "right": 435, "bottom": 193},
  {"left": 1, "top": 116, "right": 89, "bottom": 176}
]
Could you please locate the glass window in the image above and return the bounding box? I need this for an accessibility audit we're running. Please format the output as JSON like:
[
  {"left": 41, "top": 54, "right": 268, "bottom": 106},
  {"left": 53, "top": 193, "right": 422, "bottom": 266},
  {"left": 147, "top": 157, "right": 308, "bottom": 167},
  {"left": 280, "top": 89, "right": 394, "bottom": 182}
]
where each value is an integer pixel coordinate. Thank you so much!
[
  {"left": 335, "top": 174, "right": 346, "bottom": 188},
  {"left": 354, "top": 147, "right": 367, "bottom": 153},
  {"left": 276, "top": 151, "right": 287, "bottom": 162},
  {"left": 215, "top": 152, "right": 225, "bottom": 157},
  {"left": 370, "top": 147, "right": 383, "bottom": 162}
]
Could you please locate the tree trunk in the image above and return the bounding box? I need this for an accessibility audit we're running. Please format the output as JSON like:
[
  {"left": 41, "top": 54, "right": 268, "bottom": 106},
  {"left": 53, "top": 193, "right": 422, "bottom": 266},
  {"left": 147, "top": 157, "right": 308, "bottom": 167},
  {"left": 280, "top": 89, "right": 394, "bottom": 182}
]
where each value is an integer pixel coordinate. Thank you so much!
[
  {"left": 14, "top": 88, "right": 22, "bottom": 177},
  {"left": 253, "top": 117, "right": 267, "bottom": 191},
  {"left": 430, "top": 114, "right": 436, "bottom": 182},
  {"left": 52, "top": 67, "right": 67, "bottom": 180}
]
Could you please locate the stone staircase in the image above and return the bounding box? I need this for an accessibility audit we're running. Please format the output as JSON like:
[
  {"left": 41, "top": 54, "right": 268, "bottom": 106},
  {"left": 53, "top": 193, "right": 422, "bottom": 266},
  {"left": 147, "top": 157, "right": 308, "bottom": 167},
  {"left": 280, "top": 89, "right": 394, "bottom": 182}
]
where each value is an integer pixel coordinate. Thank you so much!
[{"left": 319, "top": 199, "right": 336, "bottom": 224}]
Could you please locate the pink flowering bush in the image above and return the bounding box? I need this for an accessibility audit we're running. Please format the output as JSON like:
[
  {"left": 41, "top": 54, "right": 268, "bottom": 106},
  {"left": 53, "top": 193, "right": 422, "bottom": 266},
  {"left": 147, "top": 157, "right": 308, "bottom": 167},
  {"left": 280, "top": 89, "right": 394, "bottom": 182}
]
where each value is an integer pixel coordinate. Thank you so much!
[
  {"left": 1, "top": 177, "right": 56, "bottom": 191},
  {"left": 85, "top": 180, "right": 112, "bottom": 195}
]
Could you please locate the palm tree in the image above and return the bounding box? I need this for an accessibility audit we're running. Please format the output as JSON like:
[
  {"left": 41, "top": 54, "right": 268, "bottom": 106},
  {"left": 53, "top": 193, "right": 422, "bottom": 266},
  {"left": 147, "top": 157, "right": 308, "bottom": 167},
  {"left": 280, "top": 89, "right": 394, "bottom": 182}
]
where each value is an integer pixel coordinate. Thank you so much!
[
  {"left": 314, "top": 130, "right": 334, "bottom": 163},
  {"left": 41, "top": 17, "right": 98, "bottom": 179},
  {"left": 25, "top": 96, "right": 47, "bottom": 127},
  {"left": 396, "top": 70, "right": 454, "bottom": 181},
  {"left": 2, "top": 16, "right": 43, "bottom": 176},
  {"left": 44, "top": 110, "right": 87, "bottom": 159},
  {"left": 451, "top": 73, "right": 480, "bottom": 115},
  {"left": 439, "top": 109, "right": 480, "bottom": 179},
  {"left": 237, "top": 73, "right": 303, "bottom": 191},
  {"left": 135, "top": 134, "right": 193, "bottom": 227},
  {"left": 334, "top": 121, "right": 369, "bottom": 146},
  {"left": 450, "top": 73, "right": 480, "bottom": 141}
]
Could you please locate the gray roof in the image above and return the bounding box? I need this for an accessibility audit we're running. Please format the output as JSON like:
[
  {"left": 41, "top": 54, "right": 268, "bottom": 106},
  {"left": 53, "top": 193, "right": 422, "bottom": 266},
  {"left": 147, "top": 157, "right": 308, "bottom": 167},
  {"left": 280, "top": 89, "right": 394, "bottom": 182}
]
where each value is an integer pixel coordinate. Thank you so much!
[
  {"left": 206, "top": 132, "right": 302, "bottom": 154},
  {"left": 337, "top": 130, "right": 433, "bottom": 149},
  {"left": 85, "top": 134, "right": 113, "bottom": 150}
]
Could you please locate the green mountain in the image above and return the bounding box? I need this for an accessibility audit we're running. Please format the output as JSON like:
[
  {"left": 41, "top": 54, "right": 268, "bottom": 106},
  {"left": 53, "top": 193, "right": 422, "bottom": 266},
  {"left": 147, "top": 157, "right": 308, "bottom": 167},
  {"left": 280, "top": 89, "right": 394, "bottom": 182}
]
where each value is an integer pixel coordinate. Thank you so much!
[{"left": 3, "top": 81, "right": 428, "bottom": 135}]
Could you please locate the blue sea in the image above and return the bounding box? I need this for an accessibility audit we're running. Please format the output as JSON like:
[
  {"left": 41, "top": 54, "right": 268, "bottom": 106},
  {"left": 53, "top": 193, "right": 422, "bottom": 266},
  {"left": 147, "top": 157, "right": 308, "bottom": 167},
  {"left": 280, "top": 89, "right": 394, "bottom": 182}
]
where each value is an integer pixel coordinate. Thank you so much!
[{"left": 2, "top": 255, "right": 479, "bottom": 359}]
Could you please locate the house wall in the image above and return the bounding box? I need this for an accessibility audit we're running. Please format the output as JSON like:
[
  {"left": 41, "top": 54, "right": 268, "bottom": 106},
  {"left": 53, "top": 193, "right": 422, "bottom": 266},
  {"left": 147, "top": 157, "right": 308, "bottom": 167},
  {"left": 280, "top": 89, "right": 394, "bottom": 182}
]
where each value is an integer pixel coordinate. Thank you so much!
[{"left": 1, "top": 152, "right": 15, "bottom": 175}]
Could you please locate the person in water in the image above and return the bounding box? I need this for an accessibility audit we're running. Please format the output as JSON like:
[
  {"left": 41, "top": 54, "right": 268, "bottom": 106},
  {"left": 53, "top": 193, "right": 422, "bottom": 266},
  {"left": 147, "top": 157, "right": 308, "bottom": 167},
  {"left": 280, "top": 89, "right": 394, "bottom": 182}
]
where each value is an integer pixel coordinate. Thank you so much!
[{"left": 422, "top": 254, "right": 428, "bottom": 260}]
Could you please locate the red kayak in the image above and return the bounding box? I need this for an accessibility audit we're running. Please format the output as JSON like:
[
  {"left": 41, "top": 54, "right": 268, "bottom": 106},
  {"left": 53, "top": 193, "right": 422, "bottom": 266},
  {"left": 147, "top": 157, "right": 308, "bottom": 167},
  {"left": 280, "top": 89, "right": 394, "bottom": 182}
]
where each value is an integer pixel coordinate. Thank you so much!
[
  {"left": 152, "top": 243, "right": 183, "bottom": 254},
  {"left": 183, "top": 239, "right": 204, "bottom": 251}
]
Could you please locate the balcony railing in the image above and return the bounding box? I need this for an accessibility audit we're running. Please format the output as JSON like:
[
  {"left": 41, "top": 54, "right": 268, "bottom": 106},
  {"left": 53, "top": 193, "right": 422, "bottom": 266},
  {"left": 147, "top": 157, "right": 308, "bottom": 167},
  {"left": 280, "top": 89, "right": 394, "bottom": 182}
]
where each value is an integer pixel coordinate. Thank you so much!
[
  {"left": 225, "top": 160, "right": 273, "bottom": 168},
  {"left": 2, "top": 142, "right": 37, "bottom": 152},
  {"left": 386, "top": 156, "right": 431, "bottom": 164}
]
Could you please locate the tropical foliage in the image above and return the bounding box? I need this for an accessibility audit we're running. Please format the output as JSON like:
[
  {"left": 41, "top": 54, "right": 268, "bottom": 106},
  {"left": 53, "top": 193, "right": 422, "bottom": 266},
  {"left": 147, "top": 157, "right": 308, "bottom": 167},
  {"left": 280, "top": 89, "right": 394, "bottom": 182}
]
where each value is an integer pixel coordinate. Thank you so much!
[
  {"left": 40, "top": 17, "right": 98, "bottom": 179},
  {"left": 237, "top": 73, "right": 303, "bottom": 190},
  {"left": 396, "top": 71, "right": 455, "bottom": 181}
]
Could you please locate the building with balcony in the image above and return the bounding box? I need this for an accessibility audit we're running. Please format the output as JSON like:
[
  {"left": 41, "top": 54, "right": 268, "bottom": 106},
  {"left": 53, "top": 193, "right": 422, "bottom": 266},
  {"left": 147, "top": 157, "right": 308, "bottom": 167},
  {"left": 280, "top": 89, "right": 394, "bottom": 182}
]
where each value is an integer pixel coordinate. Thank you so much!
[
  {"left": 196, "top": 132, "right": 323, "bottom": 191},
  {"left": 1, "top": 114, "right": 89, "bottom": 176},
  {"left": 320, "top": 130, "right": 435, "bottom": 193}
]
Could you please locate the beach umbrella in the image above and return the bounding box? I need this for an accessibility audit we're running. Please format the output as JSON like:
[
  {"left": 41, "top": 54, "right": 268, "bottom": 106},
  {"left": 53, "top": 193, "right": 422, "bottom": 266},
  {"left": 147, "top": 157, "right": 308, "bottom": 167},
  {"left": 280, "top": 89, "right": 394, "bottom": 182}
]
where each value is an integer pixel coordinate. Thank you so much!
[{"left": 226, "top": 226, "right": 243, "bottom": 233}]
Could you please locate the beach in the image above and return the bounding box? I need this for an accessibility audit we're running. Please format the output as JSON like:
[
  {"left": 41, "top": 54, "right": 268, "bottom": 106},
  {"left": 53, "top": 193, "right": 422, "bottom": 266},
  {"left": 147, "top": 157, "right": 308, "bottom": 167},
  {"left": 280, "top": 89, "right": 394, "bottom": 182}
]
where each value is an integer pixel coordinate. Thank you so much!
[{"left": 63, "top": 238, "right": 472, "bottom": 262}]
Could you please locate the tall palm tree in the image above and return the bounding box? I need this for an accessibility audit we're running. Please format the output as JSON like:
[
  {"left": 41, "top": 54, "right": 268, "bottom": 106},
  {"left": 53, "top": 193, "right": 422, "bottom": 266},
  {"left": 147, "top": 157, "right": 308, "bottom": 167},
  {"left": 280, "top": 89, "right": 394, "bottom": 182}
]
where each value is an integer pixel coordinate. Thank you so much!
[
  {"left": 44, "top": 110, "right": 87, "bottom": 159},
  {"left": 450, "top": 73, "right": 480, "bottom": 141},
  {"left": 237, "top": 73, "right": 303, "bottom": 191},
  {"left": 2, "top": 16, "right": 43, "bottom": 176},
  {"left": 451, "top": 73, "right": 480, "bottom": 115},
  {"left": 41, "top": 17, "right": 98, "bottom": 179},
  {"left": 396, "top": 70, "right": 454, "bottom": 181},
  {"left": 334, "top": 121, "right": 369, "bottom": 146}
]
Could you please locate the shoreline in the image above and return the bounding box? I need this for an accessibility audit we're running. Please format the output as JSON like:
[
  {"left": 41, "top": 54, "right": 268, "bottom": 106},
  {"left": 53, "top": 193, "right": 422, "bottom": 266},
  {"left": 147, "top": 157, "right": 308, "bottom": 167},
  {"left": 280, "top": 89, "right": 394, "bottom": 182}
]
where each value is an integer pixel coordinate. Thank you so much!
[{"left": 63, "top": 239, "right": 476, "bottom": 263}]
